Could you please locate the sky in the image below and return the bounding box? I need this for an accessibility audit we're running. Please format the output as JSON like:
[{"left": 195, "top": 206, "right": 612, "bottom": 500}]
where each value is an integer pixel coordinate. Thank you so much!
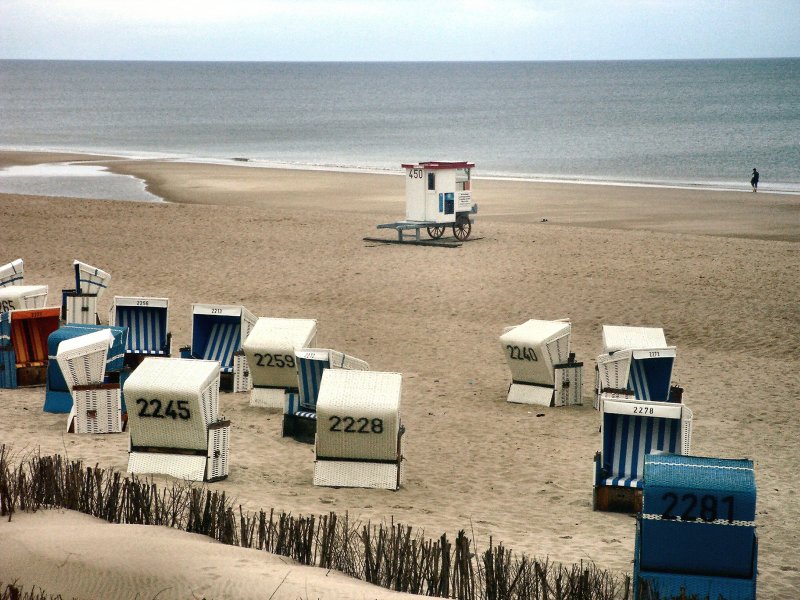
[{"left": 1, "top": 0, "right": 798, "bottom": 62}]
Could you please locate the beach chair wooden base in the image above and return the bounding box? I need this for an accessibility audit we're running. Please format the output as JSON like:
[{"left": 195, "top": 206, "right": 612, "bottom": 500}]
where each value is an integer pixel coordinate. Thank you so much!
[
  {"left": 282, "top": 412, "right": 316, "bottom": 444},
  {"left": 593, "top": 484, "right": 643, "bottom": 514},
  {"left": 249, "top": 386, "right": 287, "bottom": 409},
  {"left": 14, "top": 365, "right": 48, "bottom": 387},
  {"left": 127, "top": 421, "right": 231, "bottom": 482},
  {"left": 219, "top": 372, "right": 234, "bottom": 392},
  {"left": 506, "top": 382, "right": 554, "bottom": 406},
  {"left": 67, "top": 384, "right": 124, "bottom": 434},
  {"left": 313, "top": 458, "right": 401, "bottom": 490}
]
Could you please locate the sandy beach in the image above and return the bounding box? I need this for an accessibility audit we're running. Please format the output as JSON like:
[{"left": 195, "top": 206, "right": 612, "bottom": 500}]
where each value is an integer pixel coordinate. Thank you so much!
[{"left": 1, "top": 150, "right": 799, "bottom": 598}]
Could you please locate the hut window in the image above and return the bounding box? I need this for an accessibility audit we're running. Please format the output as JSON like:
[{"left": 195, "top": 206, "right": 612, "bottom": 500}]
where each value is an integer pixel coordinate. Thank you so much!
[
  {"left": 456, "top": 168, "right": 471, "bottom": 191},
  {"left": 427, "top": 172, "right": 436, "bottom": 190}
]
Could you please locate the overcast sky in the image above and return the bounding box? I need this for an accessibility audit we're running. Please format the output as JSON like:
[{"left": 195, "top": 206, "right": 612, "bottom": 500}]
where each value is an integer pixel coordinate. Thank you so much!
[{"left": 1, "top": 0, "right": 798, "bottom": 62}]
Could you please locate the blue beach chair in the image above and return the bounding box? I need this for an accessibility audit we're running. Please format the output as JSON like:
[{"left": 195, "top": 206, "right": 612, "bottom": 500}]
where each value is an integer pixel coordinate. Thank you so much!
[
  {"left": 634, "top": 455, "right": 757, "bottom": 600},
  {"left": 595, "top": 325, "right": 680, "bottom": 409},
  {"left": 593, "top": 394, "right": 692, "bottom": 512},
  {"left": 181, "top": 303, "right": 256, "bottom": 392},
  {"left": 110, "top": 296, "right": 171, "bottom": 365},
  {"left": 283, "top": 348, "right": 369, "bottom": 443}
]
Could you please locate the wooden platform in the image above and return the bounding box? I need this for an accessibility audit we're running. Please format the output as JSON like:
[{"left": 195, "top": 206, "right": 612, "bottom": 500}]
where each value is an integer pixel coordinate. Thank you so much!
[{"left": 363, "top": 236, "right": 465, "bottom": 248}]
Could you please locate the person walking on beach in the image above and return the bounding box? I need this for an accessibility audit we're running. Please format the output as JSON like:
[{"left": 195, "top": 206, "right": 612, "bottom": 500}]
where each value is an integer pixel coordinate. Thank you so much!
[{"left": 751, "top": 168, "right": 759, "bottom": 192}]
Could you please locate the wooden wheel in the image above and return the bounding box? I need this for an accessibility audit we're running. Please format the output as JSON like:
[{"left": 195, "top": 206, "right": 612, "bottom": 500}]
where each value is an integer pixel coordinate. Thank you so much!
[
  {"left": 453, "top": 220, "right": 471, "bottom": 241},
  {"left": 427, "top": 225, "right": 446, "bottom": 239}
]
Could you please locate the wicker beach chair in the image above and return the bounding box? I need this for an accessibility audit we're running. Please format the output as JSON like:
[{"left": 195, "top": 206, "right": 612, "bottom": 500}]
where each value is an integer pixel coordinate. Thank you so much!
[
  {"left": 500, "top": 319, "right": 583, "bottom": 406},
  {"left": 56, "top": 329, "right": 125, "bottom": 434},
  {"left": 593, "top": 393, "right": 693, "bottom": 513},
  {"left": 62, "top": 261, "right": 111, "bottom": 325},
  {"left": 0, "top": 284, "right": 48, "bottom": 313},
  {"left": 181, "top": 303, "right": 256, "bottom": 392},
  {"left": 594, "top": 325, "right": 679, "bottom": 409},
  {"left": 110, "top": 296, "right": 171, "bottom": 366},
  {"left": 44, "top": 324, "right": 128, "bottom": 413},
  {"left": 0, "top": 306, "right": 60, "bottom": 388},
  {"left": 124, "top": 357, "right": 230, "bottom": 482},
  {"left": 241, "top": 317, "right": 318, "bottom": 408},
  {"left": 314, "top": 370, "right": 404, "bottom": 490},
  {"left": 634, "top": 455, "right": 757, "bottom": 599},
  {"left": 0, "top": 259, "right": 24, "bottom": 287},
  {"left": 283, "top": 348, "right": 369, "bottom": 443}
]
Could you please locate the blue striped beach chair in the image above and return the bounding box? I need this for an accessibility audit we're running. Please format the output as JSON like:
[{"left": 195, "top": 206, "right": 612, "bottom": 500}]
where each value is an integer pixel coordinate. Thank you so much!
[
  {"left": 110, "top": 297, "right": 171, "bottom": 365},
  {"left": 283, "top": 348, "right": 369, "bottom": 443},
  {"left": 594, "top": 325, "right": 679, "bottom": 409},
  {"left": 0, "top": 259, "right": 24, "bottom": 287},
  {"left": 593, "top": 394, "right": 692, "bottom": 512},
  {"left": 183, "top": 303, "right": 256, "bottom": 392}
]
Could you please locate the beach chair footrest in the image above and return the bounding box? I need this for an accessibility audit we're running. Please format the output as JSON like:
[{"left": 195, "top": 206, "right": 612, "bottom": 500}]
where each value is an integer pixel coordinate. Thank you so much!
[
  {"left": 313, "top": 458, "right": 401, "bottom": 490},
  {"left": 250, "top": 386, "right": 287, "bottom": 409},
  {"left": 506, "top": 382, "right": 554, "bottom": 406},
  {"left": 593, "top": 485, "right": 643, "bottom": 514},
  {"left": 14, "top": 365, "right": 48, "bottom": 387},
  {"left": 128, "top": 451, "right": 208, "bottom": 482}
]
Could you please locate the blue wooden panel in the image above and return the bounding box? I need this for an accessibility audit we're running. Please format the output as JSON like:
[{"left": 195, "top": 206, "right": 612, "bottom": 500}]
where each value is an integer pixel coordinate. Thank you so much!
[
  {"left": 640, "top": 454, "right": 756, "bottom": 578},
  {"left": 0, "top": 348, "right": 17, "bottom": 389},
  {"left": 0, "top": 312, "right": 15, "bottom": 388}
]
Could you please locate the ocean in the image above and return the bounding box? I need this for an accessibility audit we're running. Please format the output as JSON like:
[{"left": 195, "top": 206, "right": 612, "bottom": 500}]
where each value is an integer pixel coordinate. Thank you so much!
[{"left": 1, "top": 59, "right": 798, "bottom": 194}]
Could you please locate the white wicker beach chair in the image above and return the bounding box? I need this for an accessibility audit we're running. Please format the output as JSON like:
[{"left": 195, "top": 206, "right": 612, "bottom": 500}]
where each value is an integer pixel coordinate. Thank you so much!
[
  {"left": 594, "top": 325, "right": 678, "bottom": 409},
  {"left": 282, "top": 348, "right": 369, "bottom": 443},
  {"left": 124, "top": 357, "right": 230, "bottom": 482},
  {"left": 0, "top": 284, "right": 48, "bottom": 313},
  {"left": 314, "top": 370, "right": 403, "bottom": 490},
  {"left": 63, "top": 261, "right": 111, "bottom": 325},
  {"left": 593, "top": 392, "right": 693, "bottom": 512},
  {"left": 242, "top": 317, "right": 318, "bottom": 408},
  {"left": 110, "top": 296, "right": 171, "bottom": 364},
  {"left": 500, "top": 319, "right": 583, "bottom": 406},
  {"left": 0, "top": 259, "right": 23, "bottom": 287},
  {"left": 56, "top": 329, "right": 115, "bottom": 389},
  {"left": 56, "top": 329, "right": 125, "bottom": 434},
  {"left": 184, "top": 303, "right": 256, "bottom": 392}
]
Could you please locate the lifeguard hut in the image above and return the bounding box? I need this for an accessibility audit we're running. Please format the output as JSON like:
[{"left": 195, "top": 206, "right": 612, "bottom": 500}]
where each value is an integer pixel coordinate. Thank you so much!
[{"left": 376, "top": 161, "right": 477, "bottom": 243}]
